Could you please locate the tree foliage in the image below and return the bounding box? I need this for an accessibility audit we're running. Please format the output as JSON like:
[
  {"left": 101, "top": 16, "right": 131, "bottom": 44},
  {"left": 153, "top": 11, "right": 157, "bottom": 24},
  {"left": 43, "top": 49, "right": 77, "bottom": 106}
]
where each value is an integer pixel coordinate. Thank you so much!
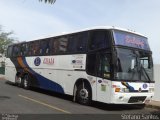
[
  {"left": 0, "top": 26, "right": 15, "bottom": 54},
  {"left": 39, "top": 0, "right": 56, "bottom": 4}
]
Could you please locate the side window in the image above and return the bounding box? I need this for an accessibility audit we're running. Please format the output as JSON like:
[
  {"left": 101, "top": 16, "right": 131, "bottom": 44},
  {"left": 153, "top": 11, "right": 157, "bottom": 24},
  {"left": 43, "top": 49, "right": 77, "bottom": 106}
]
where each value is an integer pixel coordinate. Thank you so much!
[
  {"left": 68, "top": 34, "right": 78, "bottom": 53},
  {"left": 13, "top": 45, "right": 20, "bottom": 57},
  {"left": 86, "top": 53, "right": 97, "bottom": 76},
  {"left": 17, "top": 45, "right": 22, "bottom": 56},
  {"left": 77, "top": 32, "right": 87, "bottom": 52},
  {"left": 59, "top": 36, "right": 68, "bottom": 53},
  {"left": 97, "top": 54, "right": 111, "bottom": 79},
  {"left": 33, "top": 41, "right": 40, "bottom": 56},
  {"left": 21, "top": 43, "right": 27, "bottom": 56},
  {"left": 89, "top": 30, "right": 111, "bottom": 51},
  {"left": 27, "top": 41, "right": 40, "bottom": 56},
  {"left": 68, "top": 32, "right": 87, "bottom": 53},
  {"left": 51, "top": 36, "right": 68, "bottom": 54},
  {"left": 52, "top": 38, "right": 60, "bottom": 54},
  {"left": 28, "top": 42, "right": 34, "bottom": 56},
  {"left": 25, "top": 43, "right": 30, "bottom": 56},
  {"left": 40, "top": 39, "right": 50, "bottom": 55}
]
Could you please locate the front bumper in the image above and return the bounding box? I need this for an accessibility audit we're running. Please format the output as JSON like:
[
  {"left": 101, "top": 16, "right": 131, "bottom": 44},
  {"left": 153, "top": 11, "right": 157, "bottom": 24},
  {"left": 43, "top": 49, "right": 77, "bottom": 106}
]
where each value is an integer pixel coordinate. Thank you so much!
[{"left": 110, "top": 92, "right": 154, "bottom": 104}]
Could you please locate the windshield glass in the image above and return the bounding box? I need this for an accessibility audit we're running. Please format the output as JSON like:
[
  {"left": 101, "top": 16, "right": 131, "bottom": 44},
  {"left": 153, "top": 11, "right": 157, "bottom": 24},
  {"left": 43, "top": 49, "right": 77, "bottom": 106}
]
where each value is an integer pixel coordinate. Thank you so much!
[{"left": 114, "top": 48, "right": 154, "bottom": 82}]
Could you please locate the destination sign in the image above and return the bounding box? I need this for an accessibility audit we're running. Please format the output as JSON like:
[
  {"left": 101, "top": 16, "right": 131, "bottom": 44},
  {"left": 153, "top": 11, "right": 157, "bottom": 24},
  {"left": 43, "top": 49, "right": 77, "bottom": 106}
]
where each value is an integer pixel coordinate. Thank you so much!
[{"left": 113, "top": 30, "right": 150, "bottom": 51}]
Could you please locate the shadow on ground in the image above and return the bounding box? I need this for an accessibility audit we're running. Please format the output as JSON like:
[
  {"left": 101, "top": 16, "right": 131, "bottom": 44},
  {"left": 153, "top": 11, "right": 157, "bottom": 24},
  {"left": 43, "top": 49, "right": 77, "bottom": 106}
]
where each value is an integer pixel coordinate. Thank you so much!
[{"left": 5, "top": 80, "right": 148, "bottom": 111}]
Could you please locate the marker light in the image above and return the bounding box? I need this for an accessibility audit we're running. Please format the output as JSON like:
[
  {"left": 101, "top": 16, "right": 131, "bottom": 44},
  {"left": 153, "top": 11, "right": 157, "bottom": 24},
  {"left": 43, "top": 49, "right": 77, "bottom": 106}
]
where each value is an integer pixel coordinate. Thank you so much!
[{"left": 115, "top": 88, "right": 120, "bottom": 92}]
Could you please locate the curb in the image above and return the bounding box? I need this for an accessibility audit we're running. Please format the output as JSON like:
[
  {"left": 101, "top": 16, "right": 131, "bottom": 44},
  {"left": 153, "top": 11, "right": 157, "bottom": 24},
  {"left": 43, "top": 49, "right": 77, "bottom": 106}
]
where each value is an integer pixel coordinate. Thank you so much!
[
  {"left": 146, "top": 104, "right": 160, "bottom": 110},
  {"left": 0, "top": 74, "right": 5, "bottom": 80}
]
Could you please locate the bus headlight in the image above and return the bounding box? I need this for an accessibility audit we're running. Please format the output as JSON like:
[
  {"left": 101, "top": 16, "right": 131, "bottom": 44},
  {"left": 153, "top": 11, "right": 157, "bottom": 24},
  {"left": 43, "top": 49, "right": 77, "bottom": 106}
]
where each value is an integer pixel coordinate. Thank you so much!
[
  {"left": 121, "top": 88, "right": 129, "bottom": 92},
  {"left": 149, "top": 88, "right": 154, "bottom": 93},
  {"left": 115, "top": 88, "right": 129, "bottom": 92}
]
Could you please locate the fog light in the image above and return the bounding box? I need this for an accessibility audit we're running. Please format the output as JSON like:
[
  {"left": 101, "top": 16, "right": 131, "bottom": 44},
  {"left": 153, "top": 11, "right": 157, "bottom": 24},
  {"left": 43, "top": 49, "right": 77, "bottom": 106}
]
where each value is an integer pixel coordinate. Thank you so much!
[{"left": 119, "top": 96, "right": 124, "bottom": 100}]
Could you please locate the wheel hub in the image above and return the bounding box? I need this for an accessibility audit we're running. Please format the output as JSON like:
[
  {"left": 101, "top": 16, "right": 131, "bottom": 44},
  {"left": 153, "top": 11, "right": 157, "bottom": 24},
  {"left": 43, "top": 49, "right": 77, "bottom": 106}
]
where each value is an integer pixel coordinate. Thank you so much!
[
  {"left": 15, "top": 76, "right": 21, "bottom": 84},
  {"left": 80, "top": 89, "right": 88, "bottom": 99},
  {"left": 24, "top": 79, "right": 27, "bottom": 87}
]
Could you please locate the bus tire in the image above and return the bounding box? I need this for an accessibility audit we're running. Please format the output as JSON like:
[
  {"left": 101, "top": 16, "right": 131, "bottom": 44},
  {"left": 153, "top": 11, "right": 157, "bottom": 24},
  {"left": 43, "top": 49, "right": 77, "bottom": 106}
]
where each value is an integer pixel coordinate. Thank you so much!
[
  {"left": 76, "top": 83, "right": 91, "bottom": 105},
  {"left": 15, "top": 74, "right": 22, "bottom": 87},
  {"left": 23, "top": 75, "right": 30, "bottom": 90}
]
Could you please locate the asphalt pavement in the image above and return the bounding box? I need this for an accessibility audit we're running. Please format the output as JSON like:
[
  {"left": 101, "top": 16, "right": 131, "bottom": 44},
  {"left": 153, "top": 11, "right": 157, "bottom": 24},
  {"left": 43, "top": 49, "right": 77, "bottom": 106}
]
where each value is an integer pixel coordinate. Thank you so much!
[{"left": 0, "top": 77, "right": 160, "bottom": 120}]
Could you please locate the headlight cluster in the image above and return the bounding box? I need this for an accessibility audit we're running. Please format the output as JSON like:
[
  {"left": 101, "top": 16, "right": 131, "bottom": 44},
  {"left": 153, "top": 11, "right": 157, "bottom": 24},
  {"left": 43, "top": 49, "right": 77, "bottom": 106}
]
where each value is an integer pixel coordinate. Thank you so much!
[
  {"left": 121, "top": 88, "right": 129, "bottom": 92},
  {"left": 115, "top": 88, "right": 129, "bottom": 92},
  {"left": 115, "top": 87, "right": 154, "bottom": 93}
]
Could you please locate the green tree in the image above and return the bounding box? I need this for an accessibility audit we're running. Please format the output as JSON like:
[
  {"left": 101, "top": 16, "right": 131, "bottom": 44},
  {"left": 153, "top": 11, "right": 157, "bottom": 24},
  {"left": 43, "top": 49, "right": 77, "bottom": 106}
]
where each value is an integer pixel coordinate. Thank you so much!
[
  {"left": 39, "top": 0, "right": 56, "bottom": 4},
  {"left": 0, "top": 26, "right": 15, "bottom": 54}
]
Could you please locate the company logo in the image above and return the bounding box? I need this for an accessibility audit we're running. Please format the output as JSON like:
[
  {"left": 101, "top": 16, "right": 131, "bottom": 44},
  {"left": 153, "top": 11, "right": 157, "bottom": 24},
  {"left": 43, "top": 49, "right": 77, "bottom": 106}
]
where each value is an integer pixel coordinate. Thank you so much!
[
  {"left": 43, "top": 58, "right": 54, "bottom": 65},
  {"left": 143, "top": 83, "right": 148, "bottom": 89},
  {"left": 34, "top": 57, "right": 41, "bottom": 66}
]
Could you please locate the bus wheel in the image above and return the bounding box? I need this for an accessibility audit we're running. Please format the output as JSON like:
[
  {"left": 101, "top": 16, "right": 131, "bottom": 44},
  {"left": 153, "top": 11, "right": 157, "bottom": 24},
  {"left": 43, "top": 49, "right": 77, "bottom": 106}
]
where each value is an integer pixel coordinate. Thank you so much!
[
  {"left": 76, "top": 83, "right": 91, "bottom": 105},
  {"left": 15, "top": 75, "right": 22, "bottom": 87},
  {"left": 23, "top": 75, "right": 30, "bottom": 90}
]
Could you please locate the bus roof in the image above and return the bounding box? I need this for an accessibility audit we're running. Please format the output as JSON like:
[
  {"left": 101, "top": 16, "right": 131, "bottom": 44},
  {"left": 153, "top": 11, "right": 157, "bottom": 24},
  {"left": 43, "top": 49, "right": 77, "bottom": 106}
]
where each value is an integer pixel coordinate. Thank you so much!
[
  {"left": 30, "top": 26, "right": 147, "bottom": 41},
  {"left": 11, "top": 26, "right": 147, "bottom": 45}
]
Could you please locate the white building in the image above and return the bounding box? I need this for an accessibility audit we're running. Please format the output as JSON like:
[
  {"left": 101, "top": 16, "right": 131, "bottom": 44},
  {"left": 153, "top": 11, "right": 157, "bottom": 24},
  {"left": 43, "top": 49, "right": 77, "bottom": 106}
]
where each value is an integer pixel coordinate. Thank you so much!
[{"left": 153, "top": 64, "right": 160, "bottom": 101}]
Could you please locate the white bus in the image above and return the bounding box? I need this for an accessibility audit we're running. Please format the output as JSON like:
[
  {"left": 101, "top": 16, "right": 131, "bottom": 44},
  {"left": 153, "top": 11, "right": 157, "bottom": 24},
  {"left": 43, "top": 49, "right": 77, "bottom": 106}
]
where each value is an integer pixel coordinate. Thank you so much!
[{"left": 5, "top": 26, "right": 154, "bottom": 105}]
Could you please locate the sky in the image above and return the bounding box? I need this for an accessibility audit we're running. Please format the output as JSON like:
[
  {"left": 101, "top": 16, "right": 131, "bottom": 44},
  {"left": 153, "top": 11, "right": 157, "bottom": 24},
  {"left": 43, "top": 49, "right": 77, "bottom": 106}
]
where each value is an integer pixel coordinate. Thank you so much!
[{"left": 0, "top": 0, "right": 159, "bottom": 64}]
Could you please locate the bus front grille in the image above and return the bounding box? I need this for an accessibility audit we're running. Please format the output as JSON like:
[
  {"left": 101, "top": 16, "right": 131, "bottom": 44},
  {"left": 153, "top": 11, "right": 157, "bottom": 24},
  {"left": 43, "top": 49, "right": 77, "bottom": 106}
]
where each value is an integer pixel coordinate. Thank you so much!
[{"left": 128, "top": 96, "right": 146, "bottom": 103}]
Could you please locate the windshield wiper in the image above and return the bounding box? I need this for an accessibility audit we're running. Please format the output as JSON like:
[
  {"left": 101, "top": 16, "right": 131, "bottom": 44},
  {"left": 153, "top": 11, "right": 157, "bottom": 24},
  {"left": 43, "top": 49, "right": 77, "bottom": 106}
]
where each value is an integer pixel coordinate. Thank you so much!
[{"left": 140, "top": 65, "right": 151, "bottom": 82}]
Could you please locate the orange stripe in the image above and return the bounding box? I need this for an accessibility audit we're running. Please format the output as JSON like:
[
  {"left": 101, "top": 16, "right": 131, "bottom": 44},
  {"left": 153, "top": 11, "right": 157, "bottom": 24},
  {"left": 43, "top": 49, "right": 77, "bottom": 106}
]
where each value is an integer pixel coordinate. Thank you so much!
[{"left": 17, "top": 57, "right": 30, "bottom": 72}]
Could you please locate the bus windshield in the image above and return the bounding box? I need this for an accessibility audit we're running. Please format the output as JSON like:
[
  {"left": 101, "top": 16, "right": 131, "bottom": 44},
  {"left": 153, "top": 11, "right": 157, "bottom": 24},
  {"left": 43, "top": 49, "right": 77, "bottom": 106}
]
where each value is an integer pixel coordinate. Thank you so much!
[{"left": 114, "top": 48, "right": 154, "bottom": 82}]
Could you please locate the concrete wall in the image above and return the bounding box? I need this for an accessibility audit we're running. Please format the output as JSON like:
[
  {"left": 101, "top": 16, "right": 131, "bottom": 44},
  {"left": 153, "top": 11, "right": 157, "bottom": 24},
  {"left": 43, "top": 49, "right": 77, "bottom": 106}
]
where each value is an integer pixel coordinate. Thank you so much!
[{"left": 153, "top": 64, "right": 160, "bottom": 101}]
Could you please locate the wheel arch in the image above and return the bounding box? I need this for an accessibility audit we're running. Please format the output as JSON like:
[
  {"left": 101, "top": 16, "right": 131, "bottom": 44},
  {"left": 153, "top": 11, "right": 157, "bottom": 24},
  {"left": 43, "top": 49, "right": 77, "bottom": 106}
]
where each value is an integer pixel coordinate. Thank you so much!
[
  {"left": 73, "top": 78, "right": 92, "bottom": 99},
  {"left": 16, "top": 71, "right": 21, "bottom": 77}
]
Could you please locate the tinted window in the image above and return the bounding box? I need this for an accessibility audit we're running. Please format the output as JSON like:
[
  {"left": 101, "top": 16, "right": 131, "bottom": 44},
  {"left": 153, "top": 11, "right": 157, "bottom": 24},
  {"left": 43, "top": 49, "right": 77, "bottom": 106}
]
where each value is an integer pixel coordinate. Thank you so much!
[
  {"left": 28, "top": 42, "right": 34, "bottom": 56},
  {"left": 86, "top": 53, "right": 97, "bottom": 76},
  {"left": 25, "top": 43, "right": 30, "bottom": 56},
  {"left": 97, "top": 53, "right": 111, "bottom": 78},
  {"left": 40, "top": 39, "right": 51, "bottom": 55},
  {"left": 77, "top": 32, "right": 87, "bottom": 52},
  {"left": 51, "top": 36, "right": 68, "bottom": 54},
  {"left": 26, "top": 41, "right": 40, "bottom": 56},
  {"left": 59, "top": 36, "right": 68, "bottom": 53},
  {"left": 21, "top": 43, "right": 27, "bottom": 56},
  {"left": 13, "top": 45, "right": 20, "bottom": 57},
  {"left": 89, "top": 30, "right": 111, "bottom": 51},
  {"left": 33, "top": 41, "right": 40, "bottom": 56},
  {"left": 68, "top": 32, "right": 87, "bottom": 53}
]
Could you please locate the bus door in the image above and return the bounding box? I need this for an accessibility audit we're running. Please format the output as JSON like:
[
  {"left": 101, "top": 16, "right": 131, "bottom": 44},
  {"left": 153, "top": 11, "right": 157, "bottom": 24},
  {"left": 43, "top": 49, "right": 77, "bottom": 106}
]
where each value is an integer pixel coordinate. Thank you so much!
[{"left": 96, "top": 53, "right": 111, "bottom": 103}]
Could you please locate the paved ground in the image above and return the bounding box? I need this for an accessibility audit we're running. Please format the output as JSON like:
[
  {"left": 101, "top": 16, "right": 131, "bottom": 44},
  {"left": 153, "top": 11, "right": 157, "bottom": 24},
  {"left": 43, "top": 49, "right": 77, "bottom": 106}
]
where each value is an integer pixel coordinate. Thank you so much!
[{"left": 0, "top": 78, "right": 160, "bottom": 120}]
